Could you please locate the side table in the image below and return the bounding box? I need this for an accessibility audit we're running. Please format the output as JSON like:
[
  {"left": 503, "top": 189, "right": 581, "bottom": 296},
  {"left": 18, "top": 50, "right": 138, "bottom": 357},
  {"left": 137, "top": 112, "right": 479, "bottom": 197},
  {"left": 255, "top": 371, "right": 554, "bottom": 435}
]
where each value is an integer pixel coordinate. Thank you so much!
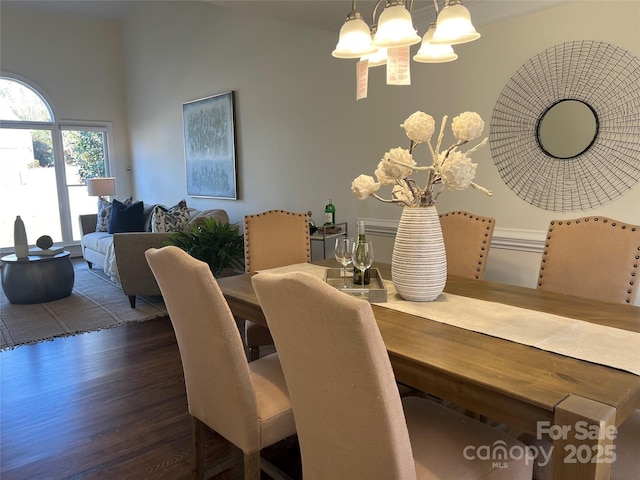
[
  {"left": 1, "top": 251, "right": 75, "bottom": 304},
  {"left": 310, "top": 222, "right": 348, "bottom": 259}
]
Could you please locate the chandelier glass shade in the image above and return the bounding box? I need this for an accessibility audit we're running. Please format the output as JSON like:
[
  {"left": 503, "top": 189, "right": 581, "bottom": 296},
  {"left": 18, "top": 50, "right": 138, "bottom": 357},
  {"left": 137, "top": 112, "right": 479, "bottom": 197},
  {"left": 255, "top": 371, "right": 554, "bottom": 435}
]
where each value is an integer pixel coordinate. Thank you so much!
[
  {"left": 372, "top": 4, "right": 421, "bottom": 48},
  {"left": 332, "top": 12, "right": 377, "bottom": 58},
  {"left": 431, "top": 1, "right": 480, "bottom": 45},
  {"left": 361, "top": 46, "right": 388, "bottom": 67},
  {"left": 413, "top": 23, "right": 457, "bottom": 63}
]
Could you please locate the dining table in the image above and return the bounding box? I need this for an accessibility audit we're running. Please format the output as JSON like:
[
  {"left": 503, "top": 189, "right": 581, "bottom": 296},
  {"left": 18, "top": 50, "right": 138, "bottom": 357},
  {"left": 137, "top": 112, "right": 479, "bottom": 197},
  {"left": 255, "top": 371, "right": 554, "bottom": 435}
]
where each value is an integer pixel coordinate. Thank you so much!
[{"left": 217, "top": 261, "right": 640, "bottom": 480}]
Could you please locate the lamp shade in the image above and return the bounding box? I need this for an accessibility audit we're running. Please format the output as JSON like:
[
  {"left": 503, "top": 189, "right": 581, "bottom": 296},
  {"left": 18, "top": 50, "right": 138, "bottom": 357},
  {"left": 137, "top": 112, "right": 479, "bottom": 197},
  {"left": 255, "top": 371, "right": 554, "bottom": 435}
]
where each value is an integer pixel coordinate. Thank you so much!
[
  {"left": 372, "top": 4, "right": 421, "bottom": 48},
  {"left": 87, "top": 177, "right": 116, "bottom": 197},
  {"left": 431, "top": 1, "right": 481, "bottom": 45},
  {"left": 332, "top": 14, "right": 377, "bottom": 58},
  {"left": 413, "top": 23, "right": 458, "bottom": 63}
]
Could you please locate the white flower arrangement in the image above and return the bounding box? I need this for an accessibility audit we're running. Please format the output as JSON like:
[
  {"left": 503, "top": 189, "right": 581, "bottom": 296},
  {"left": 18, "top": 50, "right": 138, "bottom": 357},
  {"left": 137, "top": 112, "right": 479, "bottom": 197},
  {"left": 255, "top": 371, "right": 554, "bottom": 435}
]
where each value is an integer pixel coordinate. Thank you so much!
[{"left": 351, "top": 111, "right": 492, "bottom": 207}]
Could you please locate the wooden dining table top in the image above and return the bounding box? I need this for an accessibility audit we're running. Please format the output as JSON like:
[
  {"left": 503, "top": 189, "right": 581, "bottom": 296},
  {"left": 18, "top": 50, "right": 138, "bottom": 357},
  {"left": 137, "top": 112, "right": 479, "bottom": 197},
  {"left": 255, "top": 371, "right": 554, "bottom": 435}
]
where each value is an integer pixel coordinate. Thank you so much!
[
  {"left": 217, "top": 261, "right": 640, "bottom": 478},
  {"left": 217, "top": 261, "right": 640, "bottom": 433}
]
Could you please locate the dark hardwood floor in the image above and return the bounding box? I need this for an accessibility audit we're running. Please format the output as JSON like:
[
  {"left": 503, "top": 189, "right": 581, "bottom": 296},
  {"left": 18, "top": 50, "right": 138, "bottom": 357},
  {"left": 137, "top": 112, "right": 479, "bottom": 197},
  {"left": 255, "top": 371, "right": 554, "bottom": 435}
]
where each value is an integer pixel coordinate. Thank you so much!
[{"left": 1, "top": 315, "right": 300, "bottom": 479}]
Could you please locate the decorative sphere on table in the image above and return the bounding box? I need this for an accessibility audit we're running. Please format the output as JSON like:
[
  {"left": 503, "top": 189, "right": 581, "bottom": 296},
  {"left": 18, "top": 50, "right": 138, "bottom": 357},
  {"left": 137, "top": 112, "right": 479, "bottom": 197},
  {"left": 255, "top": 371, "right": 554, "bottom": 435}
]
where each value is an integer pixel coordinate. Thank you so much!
[{"left": 36, "top": 235, "right": 54, "bottom": 250}]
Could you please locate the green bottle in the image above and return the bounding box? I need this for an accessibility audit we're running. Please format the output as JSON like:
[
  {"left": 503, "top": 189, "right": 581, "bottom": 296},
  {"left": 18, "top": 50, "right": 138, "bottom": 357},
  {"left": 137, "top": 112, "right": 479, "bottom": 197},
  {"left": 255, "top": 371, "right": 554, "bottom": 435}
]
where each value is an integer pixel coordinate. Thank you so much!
[
  {"left": 324, "top": 198, "right": 335, "bottom": 225},
  {"left": 353, "top": 220, "right": 370, "bottom": 285}
]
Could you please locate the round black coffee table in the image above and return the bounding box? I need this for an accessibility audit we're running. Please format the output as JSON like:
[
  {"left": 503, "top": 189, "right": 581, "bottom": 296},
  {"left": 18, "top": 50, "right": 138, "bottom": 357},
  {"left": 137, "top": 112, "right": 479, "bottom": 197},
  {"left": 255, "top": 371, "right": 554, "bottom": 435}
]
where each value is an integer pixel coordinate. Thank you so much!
[{"left": 1, "top": 251, "right": 74, "bottom": 304}]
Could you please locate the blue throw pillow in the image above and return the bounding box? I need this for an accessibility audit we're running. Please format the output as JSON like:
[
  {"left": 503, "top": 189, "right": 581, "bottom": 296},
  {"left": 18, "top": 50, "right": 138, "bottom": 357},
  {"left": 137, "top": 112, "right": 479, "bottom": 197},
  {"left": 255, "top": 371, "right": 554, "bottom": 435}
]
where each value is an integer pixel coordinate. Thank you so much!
[
  {"left": 108, "top": 199, "right": 145, "bottom": 234},
  {"left": 96, "top": 196, "right": 132, "bottom": 232}
]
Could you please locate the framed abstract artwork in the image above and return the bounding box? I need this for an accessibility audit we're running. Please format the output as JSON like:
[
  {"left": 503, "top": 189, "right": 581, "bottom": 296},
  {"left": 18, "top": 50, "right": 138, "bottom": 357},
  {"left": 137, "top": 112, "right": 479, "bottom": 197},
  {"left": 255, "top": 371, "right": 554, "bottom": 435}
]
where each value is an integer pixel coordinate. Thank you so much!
[{"left": 183, "top": 91, "right": 238, "bottom": 199}]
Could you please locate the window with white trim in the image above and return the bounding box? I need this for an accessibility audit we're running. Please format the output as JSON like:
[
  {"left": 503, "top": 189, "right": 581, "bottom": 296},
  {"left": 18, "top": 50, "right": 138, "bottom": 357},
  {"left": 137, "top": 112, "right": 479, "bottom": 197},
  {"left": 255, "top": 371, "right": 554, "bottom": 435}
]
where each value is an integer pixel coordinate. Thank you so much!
[{"left": 0, "top": 75, "right": 112, "bottom": 249}]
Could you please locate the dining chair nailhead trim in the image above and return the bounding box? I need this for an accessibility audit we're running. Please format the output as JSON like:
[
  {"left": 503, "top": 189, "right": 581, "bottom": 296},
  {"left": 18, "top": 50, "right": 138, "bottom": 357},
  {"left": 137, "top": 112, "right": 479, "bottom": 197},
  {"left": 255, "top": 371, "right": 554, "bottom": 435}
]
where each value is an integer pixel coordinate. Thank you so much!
[
  {"left": 244, "top": 210, "right": 311, "bottom": 272},
  {"left": 540, "top": 216, "right": 640, "bottom": 304},
  {"left": 439, "top": 211, "right": 495, "bottom": 280}
]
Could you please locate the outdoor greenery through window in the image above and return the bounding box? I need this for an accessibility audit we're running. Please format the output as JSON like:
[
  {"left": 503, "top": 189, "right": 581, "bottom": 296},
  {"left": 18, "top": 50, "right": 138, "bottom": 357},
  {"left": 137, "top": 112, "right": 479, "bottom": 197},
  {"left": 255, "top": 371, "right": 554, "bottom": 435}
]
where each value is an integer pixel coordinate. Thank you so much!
[{"left": 0, "top": 76, "right": 111, "bottom": 250}]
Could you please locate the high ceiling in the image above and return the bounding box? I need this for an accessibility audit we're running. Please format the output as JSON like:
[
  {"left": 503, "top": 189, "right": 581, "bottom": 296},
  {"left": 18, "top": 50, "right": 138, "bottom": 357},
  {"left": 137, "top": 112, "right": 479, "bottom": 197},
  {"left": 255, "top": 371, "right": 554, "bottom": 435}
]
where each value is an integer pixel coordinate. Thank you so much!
[
  {"left": 212, "top": 1, "right": 565, "bottom": 34},
  {"left": 212, "top": 0, "right": 458, "bottom": 32},
  {"left": 3, "top": 0, "right": 565, "bottom": 34}
]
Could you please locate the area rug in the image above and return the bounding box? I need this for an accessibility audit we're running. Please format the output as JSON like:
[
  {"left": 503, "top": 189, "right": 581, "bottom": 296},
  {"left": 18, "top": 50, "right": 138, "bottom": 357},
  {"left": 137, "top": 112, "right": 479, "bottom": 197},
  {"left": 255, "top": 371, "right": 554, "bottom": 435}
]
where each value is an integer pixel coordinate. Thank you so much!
[{"left": 0, "top": 267, "right": 167, "bottom": 350}]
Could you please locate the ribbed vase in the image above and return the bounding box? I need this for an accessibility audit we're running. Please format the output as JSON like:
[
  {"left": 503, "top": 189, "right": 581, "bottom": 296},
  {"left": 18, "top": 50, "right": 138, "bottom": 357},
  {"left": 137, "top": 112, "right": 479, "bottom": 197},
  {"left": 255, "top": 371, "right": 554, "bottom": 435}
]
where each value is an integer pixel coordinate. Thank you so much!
[{"left": 391, "top": 206, "right": 446, "bottom": 302}]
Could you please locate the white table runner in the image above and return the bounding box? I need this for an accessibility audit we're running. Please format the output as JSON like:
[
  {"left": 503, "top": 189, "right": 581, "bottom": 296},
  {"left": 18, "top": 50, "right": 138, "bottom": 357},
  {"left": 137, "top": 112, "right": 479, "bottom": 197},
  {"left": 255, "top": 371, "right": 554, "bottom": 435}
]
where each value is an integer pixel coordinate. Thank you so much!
[{"left": 258, "top": 264, "right": 640, "bottom": 376}]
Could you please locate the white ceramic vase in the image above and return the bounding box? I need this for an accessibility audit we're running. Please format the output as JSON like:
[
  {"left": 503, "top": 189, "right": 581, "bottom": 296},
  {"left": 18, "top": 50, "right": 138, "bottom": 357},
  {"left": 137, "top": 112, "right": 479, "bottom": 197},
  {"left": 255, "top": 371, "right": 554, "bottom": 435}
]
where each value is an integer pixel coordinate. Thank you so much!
[{"left": 391, "top": 206, "right": 447, "bottom": 301}]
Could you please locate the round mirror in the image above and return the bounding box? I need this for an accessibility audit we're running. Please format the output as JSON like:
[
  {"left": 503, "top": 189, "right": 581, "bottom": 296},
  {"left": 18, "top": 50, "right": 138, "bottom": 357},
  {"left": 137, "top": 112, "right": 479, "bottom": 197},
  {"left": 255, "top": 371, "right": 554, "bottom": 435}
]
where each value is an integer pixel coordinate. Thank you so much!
[
  {"left": 490, "top": 41, "right": 640, "bottom": 211},
  {"left": 536, "top": 99, "right": 598, "bottom": 159}
]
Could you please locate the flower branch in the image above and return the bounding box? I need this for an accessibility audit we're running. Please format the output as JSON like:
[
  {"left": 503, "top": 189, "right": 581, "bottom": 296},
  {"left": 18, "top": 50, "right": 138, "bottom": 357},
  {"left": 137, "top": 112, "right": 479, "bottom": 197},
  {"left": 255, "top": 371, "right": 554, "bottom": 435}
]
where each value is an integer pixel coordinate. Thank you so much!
[{"left": 351, "top": 111, "right": 493, "bottom": 208}]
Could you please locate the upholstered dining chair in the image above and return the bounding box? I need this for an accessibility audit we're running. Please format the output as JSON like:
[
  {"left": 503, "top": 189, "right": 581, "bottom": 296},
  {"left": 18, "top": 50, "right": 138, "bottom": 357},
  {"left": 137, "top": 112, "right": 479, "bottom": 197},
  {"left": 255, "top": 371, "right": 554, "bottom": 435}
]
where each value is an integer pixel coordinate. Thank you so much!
[
  {"left": 439, "top": 211, "right": 495, "bottom": 280},
  {"left": 145, "top": 246, "right": 296, "bottom": 480},
  {"left": 243, "top": 210, "right": 311, "bottom": 361},
  {"left": 252, "top": 271, "right": 533, "bottom": 480},
  {"left": 537, "top": 216, "right": 640, "bottom": 304}
]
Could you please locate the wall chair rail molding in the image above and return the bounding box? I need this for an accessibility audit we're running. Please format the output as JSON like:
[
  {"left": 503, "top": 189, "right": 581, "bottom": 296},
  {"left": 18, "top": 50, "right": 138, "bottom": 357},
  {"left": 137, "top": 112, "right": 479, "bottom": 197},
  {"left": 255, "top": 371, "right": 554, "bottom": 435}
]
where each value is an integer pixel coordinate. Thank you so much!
[
  {"left": 359, "top": 217, "right": 545, "bottom": 253},
  {"left": 489, "top": 40, "right": 640, "bottom": 212}
]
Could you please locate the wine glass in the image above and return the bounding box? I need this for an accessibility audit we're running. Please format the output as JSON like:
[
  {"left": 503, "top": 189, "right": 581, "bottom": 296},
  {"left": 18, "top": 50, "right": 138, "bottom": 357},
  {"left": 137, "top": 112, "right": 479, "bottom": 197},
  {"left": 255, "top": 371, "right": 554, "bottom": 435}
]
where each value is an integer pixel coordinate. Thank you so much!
[
  {"left": 334, "top": 237, "right": 353, "bottom": 288},
  {"left": 352, "top": 241, "right": 374, "bottom": 288}
]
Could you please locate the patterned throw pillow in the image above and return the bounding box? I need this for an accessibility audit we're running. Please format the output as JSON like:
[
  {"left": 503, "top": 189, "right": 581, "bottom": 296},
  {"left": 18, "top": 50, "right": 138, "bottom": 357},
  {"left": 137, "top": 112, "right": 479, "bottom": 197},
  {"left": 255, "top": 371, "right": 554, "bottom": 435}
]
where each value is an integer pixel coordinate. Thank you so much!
[
  {"left": 96, "top": 196, "right": 132, "bottom": 232},
  {"left": 151, "top": 200, "right": 190, "bottom": 233}
]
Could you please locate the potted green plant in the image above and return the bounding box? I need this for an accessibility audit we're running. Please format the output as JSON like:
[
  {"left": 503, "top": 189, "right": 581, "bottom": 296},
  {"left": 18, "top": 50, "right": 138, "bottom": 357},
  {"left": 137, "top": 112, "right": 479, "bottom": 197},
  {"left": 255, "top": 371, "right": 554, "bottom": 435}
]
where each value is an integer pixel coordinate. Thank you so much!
[{"left": 165, "top": 218, "right": 244, "bottom": 277}]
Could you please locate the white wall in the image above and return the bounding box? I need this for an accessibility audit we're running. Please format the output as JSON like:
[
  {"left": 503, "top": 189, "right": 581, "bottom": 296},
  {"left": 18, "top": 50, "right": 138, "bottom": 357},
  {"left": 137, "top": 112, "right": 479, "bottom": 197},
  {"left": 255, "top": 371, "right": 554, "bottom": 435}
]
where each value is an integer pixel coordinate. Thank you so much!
[
  {"left": 3, "top": 0, "right": 639, "bottom": 300},
  {"left": 121, "top": 0, "right": 374, "bottom": 227}
]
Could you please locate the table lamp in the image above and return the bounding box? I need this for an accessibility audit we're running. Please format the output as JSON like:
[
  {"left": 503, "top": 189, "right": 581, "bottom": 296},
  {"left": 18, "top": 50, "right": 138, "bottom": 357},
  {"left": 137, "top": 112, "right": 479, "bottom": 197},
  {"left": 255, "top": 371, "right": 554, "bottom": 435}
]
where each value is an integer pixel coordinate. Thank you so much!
[{"left": 87, "top": 177, "right": 116, "bottom": 199}]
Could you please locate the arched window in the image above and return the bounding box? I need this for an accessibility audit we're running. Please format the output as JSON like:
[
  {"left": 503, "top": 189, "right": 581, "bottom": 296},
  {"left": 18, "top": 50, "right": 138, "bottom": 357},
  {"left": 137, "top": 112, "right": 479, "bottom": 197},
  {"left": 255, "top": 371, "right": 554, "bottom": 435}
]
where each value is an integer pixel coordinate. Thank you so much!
[
  {"left": 0, "top": 75, "right": 111, "bottom": 249},
  {"left": 0, "top": 77, "right": 53, "bottom": 121}
]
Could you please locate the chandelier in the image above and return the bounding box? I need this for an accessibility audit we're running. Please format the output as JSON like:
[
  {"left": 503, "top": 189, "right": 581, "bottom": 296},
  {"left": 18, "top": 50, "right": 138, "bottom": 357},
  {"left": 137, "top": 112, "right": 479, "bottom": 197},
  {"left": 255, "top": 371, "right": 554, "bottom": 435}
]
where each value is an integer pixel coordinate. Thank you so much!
[{"left": 332, "top": 0, "right": 480, "bottom": 99}]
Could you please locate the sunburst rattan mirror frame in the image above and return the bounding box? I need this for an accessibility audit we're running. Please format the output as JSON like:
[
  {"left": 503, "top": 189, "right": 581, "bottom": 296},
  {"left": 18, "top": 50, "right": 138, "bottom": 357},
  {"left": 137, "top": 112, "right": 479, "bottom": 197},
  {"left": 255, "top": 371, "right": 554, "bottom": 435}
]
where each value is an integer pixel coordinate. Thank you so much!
[{"left": 489, "top": 40, "right": 640, "bottom": 212}]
